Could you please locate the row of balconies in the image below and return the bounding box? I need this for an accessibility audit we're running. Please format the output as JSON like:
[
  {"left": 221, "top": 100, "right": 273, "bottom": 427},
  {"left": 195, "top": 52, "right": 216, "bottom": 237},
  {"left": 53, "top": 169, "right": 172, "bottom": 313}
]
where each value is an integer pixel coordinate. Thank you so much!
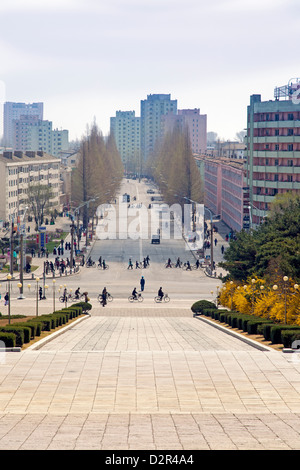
[
  {"left": 251, "top": 136, "right": 300, "bottom": 143},
  {"left": 252, "top": 120, "right": 300, "bottom": 129},
  {"left": 253, "top": 180, "right": 300, "bottom": 189},
  {"left": 252, "top": 165, "right": 299, "bottom": 173}
]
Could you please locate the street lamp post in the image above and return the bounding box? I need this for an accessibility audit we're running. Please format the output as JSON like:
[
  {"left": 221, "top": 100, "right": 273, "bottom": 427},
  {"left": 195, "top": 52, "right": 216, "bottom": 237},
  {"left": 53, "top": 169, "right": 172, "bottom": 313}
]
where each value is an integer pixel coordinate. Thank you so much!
[
  {"left": 6, "top": 274, "right": 12, "bottom": 325},
  {"left": 35, "top": 277, "right": 40, "bottom": 317},
  {"left": 52, "top": 279, "right": 56, "bottom": 312},
  {"left": 272, "top": 276, "right": 299, "bottom": 324}
]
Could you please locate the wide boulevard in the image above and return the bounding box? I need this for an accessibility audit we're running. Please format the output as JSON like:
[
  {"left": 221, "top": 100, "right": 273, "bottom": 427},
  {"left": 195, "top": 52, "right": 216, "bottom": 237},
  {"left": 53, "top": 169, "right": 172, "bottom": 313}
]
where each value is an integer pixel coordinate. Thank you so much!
[{"left": 0, "top": 179, "right": 300, "bottom": 451}]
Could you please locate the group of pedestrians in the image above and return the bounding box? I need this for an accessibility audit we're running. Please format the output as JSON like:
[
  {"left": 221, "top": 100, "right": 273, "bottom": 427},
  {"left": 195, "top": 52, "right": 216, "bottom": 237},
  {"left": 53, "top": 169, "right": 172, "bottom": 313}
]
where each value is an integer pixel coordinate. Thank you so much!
[{"left": 128, "top": 256, "right": 150, "bottom": 270}]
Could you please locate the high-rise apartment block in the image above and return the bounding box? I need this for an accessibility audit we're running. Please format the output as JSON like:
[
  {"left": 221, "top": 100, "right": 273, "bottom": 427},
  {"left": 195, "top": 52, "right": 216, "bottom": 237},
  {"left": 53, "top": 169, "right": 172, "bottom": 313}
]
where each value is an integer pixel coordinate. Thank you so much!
[
  {"left": 140, "top": 94, "right": 177, "bottom": 160},
  {"left": 12, "top": 116, "right": 69, "bottom": 157},
  {"left": 3, "top": 101, "right": 44, "bottom": 147},
  {"left": 161, "top": 108, "right": 207, "bottom": 154},
  {"left": 244, "top": 80, "right": 300, "bottom": 226},
  {"left": 110, "top": 111, "right": 140, "bottom": 170}
]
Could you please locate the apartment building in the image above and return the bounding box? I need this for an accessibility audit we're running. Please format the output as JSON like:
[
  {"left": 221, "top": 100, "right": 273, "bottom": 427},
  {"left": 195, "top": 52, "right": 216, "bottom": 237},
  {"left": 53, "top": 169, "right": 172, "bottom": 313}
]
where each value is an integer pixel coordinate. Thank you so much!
[
  {"left": 140, "top": 94, "right": 177, "bottom": 160},
  {"left": 110, "top": 111, "right": 141, "bottom": 172},
  {"left": 0, "top": 151, "right": 61, "bottom": 223},
  {"left": 195, "top": 155, "right": 246, "bottom": 232},
  {"left": 3, "top": 102, "right": 43, "bottom": 147},
  {"left": 245, "top": 80, "right": 300, "bottom": 226},
  {"left": 12, "top": 116, "right": 69, "bottom": 157},
  {"left": 162, "top": 108, "right": 207, "bottom": 154}
]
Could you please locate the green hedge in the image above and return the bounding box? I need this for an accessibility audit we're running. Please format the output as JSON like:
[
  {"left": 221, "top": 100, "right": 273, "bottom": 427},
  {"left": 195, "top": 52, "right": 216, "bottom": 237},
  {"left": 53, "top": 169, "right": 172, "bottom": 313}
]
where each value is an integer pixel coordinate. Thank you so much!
[
  {"left": 71, "top": 302, "right": 92, "bottom": 313},
  {"left": 191, "top": 300, "right": 217, "bottom": 315},
  {"left": 14, "top": 321, "right": 42, "bottom": 339},
  {"left": 0, "top": 332, "right": 16, "bottom": 348},
  {"left": 281, "top": 330, "right": 300, "bottom": 349},
  {"left": 0, "top": 326, "right": 31, "bottom": 346},
  {"left": 270, "top": 325, "right": 300, "bottom": 344},
  {"left": 247, "top": 319, "right": 273, "bottom": 335}
]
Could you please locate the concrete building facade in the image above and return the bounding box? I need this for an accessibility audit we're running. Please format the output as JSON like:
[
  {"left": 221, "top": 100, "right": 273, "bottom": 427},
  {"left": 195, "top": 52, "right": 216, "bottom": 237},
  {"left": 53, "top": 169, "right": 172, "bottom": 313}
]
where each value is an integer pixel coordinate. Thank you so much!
[
  {"left": 162, "top": 109, "right": 207, "bottom": 154},
  {"left": 110, "top": 111, "right": 141, "bottom": 172},
  {"left": 195, "top": 155, "right": 246, "bottom": 232},
  {"left": 3, "top": 101, "right": 43, "bottom": 147},
  {"left": 0, "top": 151, "right": 61, "bottom": 223},
  {"left": 12, "top": 116, "right": 69, "bottom": 157},
  {"left": 140, "top": 94, "right": 177, "bottom": 161},
  {"left": 245, "top": 81, "right": 300, "bottom": 226}
]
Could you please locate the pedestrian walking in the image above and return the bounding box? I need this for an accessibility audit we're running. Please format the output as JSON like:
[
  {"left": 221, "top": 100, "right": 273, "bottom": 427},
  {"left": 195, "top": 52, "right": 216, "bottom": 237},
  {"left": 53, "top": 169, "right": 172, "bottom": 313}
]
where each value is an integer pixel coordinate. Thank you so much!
[
  {"left": 4, "top": 292, "right": 9, "bottom": 306},
  {"left": 140, "top": 276, "right": 145, "bottom": 292}
]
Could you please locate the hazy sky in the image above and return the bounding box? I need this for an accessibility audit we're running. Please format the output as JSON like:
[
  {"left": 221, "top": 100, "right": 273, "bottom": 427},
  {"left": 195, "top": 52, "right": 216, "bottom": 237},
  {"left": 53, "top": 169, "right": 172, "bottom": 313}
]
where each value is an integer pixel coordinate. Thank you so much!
[{"left": 0, "top": 0, "right": 299, "bottom": 142}]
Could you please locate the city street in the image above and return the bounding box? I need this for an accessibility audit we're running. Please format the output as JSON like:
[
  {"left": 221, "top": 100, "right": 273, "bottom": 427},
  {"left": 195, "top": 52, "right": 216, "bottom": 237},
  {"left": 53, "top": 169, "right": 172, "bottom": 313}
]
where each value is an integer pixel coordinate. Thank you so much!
[{"left": 0, "top": 179, "right": 300, "bottom": 450}]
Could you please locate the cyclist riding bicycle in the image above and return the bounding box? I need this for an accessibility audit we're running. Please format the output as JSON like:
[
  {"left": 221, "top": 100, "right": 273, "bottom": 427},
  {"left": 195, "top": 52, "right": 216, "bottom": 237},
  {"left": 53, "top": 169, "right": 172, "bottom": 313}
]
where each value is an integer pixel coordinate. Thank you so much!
[
  {"left": 101, "top": 287, "right": 107, "bottom": 307},
  {"left": 132, "top": 287, "right": 138, "bottom": 300},
  {"left": 186, "top": 260, "right": 192, "bottom": 271},
  {"left": 158, "top": 287, "right": 164, "bottom": 301},
  {"left": 75, "top": 287, "right": 80, "bottom": 299}
]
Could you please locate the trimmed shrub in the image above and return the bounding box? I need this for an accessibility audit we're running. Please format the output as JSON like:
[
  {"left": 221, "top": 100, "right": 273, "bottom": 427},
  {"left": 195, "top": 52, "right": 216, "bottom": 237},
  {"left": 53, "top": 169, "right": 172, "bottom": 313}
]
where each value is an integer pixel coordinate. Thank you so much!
[
  {"left": 71, "top": 301, "right": 92, "bottom": 313},
  {"left": 14, "top": 322, "right": 41, "bottom": 339},
  {"left": 191, "top": 300, "right": 217, "bottom": 315},
  {"left": 0, "top": 332, "right": 16, "bottom": 348},
  {"left": 30, "top": 317, "right": 52, "bottom": 331},
  {"left": 262, "top": 323, "right": 279, "bottom": 341},
  {"left": 270, "top": 325, "right": 300, "bottom": 344},
  {"left": 281, "top": 331, "right": 300, "bottom": 349},
  {"left": 211, "top": 309, "right": 227, "bottom": 320},
  {"left": 0, "top": 326, "right": 31, "bottom": 346},
  {"left": 247, "top": 319, "right": 273, "bottom": 335},
  {"left": 202, "top": 308, "right": 217, "bottom": 317}
]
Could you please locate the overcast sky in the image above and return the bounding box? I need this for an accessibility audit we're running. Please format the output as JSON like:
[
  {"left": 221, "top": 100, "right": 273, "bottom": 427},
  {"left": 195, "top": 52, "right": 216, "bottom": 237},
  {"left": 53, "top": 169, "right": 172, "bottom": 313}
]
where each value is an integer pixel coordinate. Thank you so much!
[{"left": 0, "top": 0, "right": 299, "bottom": 142}]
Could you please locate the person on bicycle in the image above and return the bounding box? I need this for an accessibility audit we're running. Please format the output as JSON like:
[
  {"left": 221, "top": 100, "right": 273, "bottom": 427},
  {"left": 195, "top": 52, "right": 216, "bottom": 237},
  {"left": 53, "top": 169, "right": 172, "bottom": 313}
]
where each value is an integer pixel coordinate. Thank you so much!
[
  {"left": 158, "top": 287, "right": 164, "bottom": 301},
  {"left": 75, "top": 287, "right": 80, "bottom": 299},
  {"left": 186, "top": 260, "right": 192, "bottom": 270},
  {"left": 132, "top": 287, "right": 138, "bottom": 300},
  {"left": 87, "top": 256, "right": 93, "bottom": 267},
  {"left": 101, "top": 287, "right": 107, "bottom": 307},
  {"left": 98, "top": 256, "right": 102, "bottom": 266},
  {"left": 102, "top": 259, "right": 106, "bottom": 270}
]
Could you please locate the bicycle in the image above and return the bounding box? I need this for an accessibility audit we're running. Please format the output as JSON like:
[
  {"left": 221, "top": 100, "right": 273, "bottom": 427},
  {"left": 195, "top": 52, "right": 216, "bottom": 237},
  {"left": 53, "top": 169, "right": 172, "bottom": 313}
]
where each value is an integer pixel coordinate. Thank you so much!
[
  {"left": 154, "top": 294, "right": 170, "bottom": 303},
  {"left": 59, "top": 293, "right": 74, "bottom": 303},
  {"left": 128, "top": 293, "right": 144, "bottom": 302},
  {"left": 86, "top": 260, "right": 96, "bottom": 268},
  {"left": 97, "top": 293, "right": 113, "bottom": 302},
  {"left": 164, "top": 262, "right": 174, "bottom": 268},
  {"left": 97, "top": 263, "right": 109, "bottom": 270},
  {"left": 181, "top": 262, "right": 194, "bottom": 271}
]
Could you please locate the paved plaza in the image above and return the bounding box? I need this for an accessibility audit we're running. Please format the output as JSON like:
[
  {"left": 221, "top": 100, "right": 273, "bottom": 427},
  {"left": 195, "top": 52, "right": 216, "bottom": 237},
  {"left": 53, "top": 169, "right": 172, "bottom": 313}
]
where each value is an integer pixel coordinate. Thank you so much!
[
  {"left": 1, "top": 179, "right": 300, "bottom": 451},
  {"left": 0, "top": 305, "right": 300, "bottom": 450}
]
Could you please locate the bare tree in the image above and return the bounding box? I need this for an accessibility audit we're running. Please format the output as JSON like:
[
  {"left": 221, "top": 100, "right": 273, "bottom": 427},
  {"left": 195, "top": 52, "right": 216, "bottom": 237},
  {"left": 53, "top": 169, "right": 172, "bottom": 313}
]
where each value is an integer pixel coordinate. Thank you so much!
[{"left": 26, "top": 183, "right": 55, "bottom": 228}]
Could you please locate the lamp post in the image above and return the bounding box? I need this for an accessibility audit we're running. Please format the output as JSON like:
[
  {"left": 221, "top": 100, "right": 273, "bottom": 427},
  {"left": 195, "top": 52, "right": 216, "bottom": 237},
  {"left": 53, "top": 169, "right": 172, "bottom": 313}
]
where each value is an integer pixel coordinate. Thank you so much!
[
  {"left": 52, "top": 279, "right": 56, "bottom": 312},
  {"left": 272, "top": 276, "right": 298, "bottom": 324},
  {"left": 18, "top": 206, "right": 29, "bottom": 299},
  {"left": 35, "top": 277, "right": 40, "bottom": 317},
  {"left": 251, "top": 278, "right": 256, "bottom": 314},
  {"left": 6, "top": 274, "right": 12, "bottom": 325}
]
